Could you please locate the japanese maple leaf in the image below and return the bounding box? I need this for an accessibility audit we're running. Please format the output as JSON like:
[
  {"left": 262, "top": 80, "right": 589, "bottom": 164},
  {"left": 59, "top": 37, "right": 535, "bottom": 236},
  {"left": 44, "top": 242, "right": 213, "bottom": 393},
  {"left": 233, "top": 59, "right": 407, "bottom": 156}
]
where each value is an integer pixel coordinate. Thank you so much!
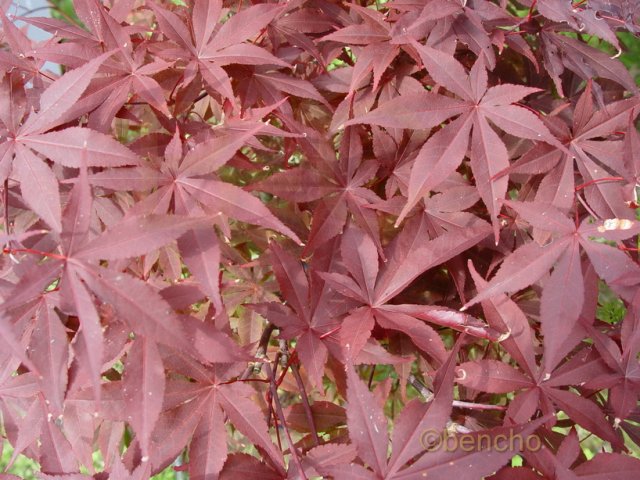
[
  {"left": 3, "top": 392, "right": 81, "bottom": 474},
  {"left": 368, "top": 174, "right": 482, "bottom": 240},
  {"left": 317, "top": 343, "right": 548, "bottom": 479},
  {"left": 587, "top": 0, "right": 640, "bottom": 34},
  {"left": 251, "top": 240, "right": 355, "bottom": 390},
  {"left": 233, "top": 64, "right": 330, "bottom": 114},
  {"left": 503, "top": 80, "right": 640, "bottom": 220},
  {"left": 536, "top": 0, "right": 622, "bottom": 53},
  {"left": 524, "top": 438, "right": 640, "bottom": 480},
  {"left": 0, "top": 355, "right": 41, "bottom": 468},
  {"left": 388, "top": 0, "right": 519, "bottom": 69},
  {"left": 248, "top": 126, "right": 384, "bottom": 255},
  {"left": 89, "top": 110, "right": 300, "bottom": 242},
  {"left": 219, "top": 453, "right": 285, "bottom": 479},
  {"left": 29, "top": 0, "right": 172, "bottom": 130},
  {"left": 87, "top": 117, "right": 301, "bottom": 312},
  {"left": 318, "top": 343, "right": 459, "bottom": 478},
  {"left": 345, "top": 45, "right": 565, "bottom": 239},
  {"left": 368, "top": 176, "right": 483, "bottom": 303},
  {"left": 120, "top": 313, "right": 253, "bottom": 469},
  {"left": 580, "top": 309, "right": 640, "bottom": 422},
  {"left": 149, "top": 0, "right": 288, "bottom": 103},
  {"left": 1, "top": 156, "right": 216, "bottom": 413},
  {"left": 0, "top": 51, "right": 140, "bottom": 233},
  {"left": 459, "top": 261, "right": 625, "bottom": 449},
  {"left": 266, "top": 4, "right": 335, "bottom": 67},
  {"left": 50, "top": 314, "right": 252, "bottom": 475},
  {"left": 319, "top": 4, "right": 404, "bottom": 95},
  {"left": 621, "top": 112, "right": 640, "bottom": 206},
  {"left": 1, "top": 302, "right": 128, "bottom": 474},
  {"left": 539, "top": 20, "right": 637, "bottom": 98},
  {"left": 0, "top": 13, "right": 52, "bottom": 85},
  {"left": 222, "top": 261, "right": 281, "bottom": 345},
  {"left": 390, "top": 418, "right": 548, "bottom": 479},
  {"left": 367, "top": 127, "right": 428, "bottom": 199},
  {"left": 132, "top": 357, "right": 285, "bottom": 479},
  {"left": 319, "top": 217, "right": 500, "bottom": 366},
  {"left": 462, "top": 200, "right": 640, "bottom": 373}
]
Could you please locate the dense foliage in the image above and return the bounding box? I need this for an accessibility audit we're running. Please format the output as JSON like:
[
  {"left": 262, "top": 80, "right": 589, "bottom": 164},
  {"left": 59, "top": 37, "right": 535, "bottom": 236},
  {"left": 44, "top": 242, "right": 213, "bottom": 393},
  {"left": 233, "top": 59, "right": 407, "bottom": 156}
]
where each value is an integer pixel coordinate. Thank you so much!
[{"left": 0, "top": 0, "right": 640, "bottom": 478}]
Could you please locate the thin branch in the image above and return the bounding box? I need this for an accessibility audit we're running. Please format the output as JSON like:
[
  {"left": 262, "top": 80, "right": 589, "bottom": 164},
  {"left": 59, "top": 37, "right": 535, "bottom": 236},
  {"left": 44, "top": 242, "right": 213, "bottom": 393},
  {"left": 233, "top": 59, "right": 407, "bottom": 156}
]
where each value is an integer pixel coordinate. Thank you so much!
[
  {"left": 240, "top": 322, "right": 276, "bottom": 381},
  {"left": 280, "top": 341, "right": 320, "bottom": 447},
  {"left": 408, "top": 374, "right": 506, "bottom": 411},
  {"left": 408, "top": 374, "right": 434, "bottom": 402},
  {"left": 264, "top": 362, "right": 308, "bottom": 480},
  {"left": 367, "top": 365, "right": 376, "bottom": 389}
]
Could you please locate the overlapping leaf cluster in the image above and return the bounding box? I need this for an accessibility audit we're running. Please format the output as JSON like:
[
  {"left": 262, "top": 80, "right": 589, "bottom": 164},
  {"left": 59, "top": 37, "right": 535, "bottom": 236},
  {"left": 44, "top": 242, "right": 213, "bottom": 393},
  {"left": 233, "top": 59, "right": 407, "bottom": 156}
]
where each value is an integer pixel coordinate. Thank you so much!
[{"left": 0, "top": 0, "right": 639, "bottom": 478}]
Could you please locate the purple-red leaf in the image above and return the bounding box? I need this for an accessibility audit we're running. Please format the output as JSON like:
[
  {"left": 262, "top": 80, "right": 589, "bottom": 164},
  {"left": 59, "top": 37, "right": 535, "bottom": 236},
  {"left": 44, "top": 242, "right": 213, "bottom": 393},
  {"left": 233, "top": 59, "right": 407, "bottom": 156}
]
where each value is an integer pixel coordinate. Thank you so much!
[
  {"left": 346, "top": 365, "right": 388, "bottom": 476},
  {"left": 122, "top": 337, "right": 165, "bottom": 459}
]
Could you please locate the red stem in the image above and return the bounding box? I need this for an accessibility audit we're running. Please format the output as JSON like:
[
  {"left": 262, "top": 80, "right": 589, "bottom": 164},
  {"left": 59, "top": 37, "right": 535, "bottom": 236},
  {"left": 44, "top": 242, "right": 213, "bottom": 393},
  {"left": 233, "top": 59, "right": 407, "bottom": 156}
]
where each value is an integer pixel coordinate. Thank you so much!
[
  {"left": 318, "top": 324, "right": 341, "bottom": 339},
  {"left": 2, "top": 247, "right": 66, "bottom": 260},
  {"left": 618, "top": 246, "right": 640, "bottom": 252},
  {"left": 574, "top": 176, "right": 625, "bottom": 192},
  {"left": 526, "top": 0, "right": 537, "bottom": 22}
]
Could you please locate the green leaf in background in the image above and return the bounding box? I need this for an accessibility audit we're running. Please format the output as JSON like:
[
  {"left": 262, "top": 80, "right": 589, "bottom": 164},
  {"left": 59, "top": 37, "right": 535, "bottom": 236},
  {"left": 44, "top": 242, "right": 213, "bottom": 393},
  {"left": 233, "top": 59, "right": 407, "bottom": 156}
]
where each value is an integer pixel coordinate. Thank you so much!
[
  {"left": 50, "top": 0, "right": 82, "bottom": 25},
  {"left": 620, "top": 33, "right": 640, "bottom": 85}
]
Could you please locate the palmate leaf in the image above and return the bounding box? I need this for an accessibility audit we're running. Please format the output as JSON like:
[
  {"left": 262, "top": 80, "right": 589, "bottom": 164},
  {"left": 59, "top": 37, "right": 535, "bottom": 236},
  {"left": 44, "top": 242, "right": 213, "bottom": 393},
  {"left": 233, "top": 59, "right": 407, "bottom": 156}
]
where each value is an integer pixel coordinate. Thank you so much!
[
  {"left": 73, "top": 266, "right": 193, "bottom": 352},
  {"left": 347, "top": 42, "right": 564, "bottom": 237},
  {"left": 385, "top": 337, "right": 462, "bottom": 476},
  {"left": 334, "top": 338, "right": 491, "bottom": 478},
  {"left": 152, "top": 365, "right": 285, "bottom": 479},
  {"left": 393, "top": 416, "right": 551, "bottom": 479},
  {"left": 148, "top": 0, "right": 286, "bottom": 101},
  {"left": 467, "top": 261, "right": 537, "bottom": 377},
  {"left": 319, "top": 217, "right": 497, "bottom": 365},
  {"left": 19, "top": 51, "right": 116, "bottom": 136},
  {"left": 2, "top": 51, "right": 140, "bottom": 231},
  {"left": 462, "top": 200, "right": 640, "bottom": 373},
  {"left": 252, "top": 242, "right": 344, "bottom": 389}
]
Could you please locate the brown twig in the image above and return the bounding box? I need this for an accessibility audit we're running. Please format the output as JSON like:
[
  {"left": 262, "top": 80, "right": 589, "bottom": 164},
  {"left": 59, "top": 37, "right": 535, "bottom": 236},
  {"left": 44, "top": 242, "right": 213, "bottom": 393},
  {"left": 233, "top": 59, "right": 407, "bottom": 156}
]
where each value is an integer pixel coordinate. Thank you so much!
[
  {"left": 367, "top": 365, "right": 376, "bottom": 389},
  {"left": 240, "top": 322, "right": 276, "bottom": 381}
]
